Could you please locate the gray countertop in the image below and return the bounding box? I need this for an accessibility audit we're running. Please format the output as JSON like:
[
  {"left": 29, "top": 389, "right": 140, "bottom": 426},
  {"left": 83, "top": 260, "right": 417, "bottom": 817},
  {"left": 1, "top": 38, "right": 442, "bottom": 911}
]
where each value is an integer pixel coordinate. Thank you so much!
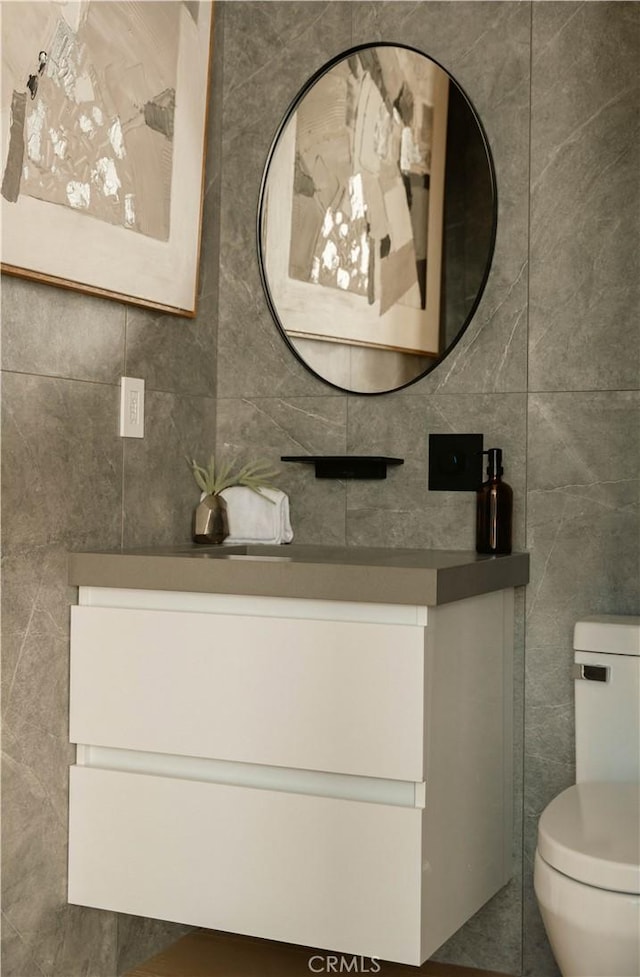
[{"left": 69, "top": 544, "right": 529, "bottom": 606}]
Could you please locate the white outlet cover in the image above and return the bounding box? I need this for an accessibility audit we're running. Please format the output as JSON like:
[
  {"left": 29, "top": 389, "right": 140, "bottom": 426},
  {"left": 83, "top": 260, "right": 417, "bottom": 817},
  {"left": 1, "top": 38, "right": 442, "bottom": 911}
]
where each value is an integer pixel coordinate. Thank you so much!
[{"left": 119, "top": 377, "right": 145, "bottom": 438}]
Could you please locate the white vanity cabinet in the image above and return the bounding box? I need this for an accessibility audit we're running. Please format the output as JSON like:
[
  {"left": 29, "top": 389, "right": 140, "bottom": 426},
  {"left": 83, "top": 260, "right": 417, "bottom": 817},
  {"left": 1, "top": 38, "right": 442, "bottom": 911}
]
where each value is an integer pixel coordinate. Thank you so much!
[{"left": 67, "top": 547, "right": 525, "bottom": 966}]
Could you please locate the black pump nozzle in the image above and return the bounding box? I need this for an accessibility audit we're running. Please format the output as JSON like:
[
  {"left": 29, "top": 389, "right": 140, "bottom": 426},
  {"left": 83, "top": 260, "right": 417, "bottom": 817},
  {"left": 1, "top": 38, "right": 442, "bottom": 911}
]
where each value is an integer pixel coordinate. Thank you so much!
[{"left": 483, "top": 448, "right": 503, "bottom": 479}]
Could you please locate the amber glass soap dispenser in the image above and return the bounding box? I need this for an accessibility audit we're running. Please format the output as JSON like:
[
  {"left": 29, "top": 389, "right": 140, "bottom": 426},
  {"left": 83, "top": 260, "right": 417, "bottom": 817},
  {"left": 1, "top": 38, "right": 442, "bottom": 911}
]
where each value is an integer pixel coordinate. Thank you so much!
[{"left": 476, "top": 448, "right": 513, "bottom": 555}]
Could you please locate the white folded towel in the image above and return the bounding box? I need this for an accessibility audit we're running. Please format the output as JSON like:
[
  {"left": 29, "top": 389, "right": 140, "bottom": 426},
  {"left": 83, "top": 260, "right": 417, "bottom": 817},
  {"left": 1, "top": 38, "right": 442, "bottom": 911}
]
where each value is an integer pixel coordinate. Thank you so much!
[{"left": 220, "top": 486, "right": 294, "bottom": 545}]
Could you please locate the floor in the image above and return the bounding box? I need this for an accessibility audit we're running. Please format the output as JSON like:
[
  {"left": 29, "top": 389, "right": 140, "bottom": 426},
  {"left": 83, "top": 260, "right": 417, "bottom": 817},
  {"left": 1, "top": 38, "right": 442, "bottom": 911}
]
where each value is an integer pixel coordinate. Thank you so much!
[{"left": 125, "top": 930, "right": 512, "bottom": 977}]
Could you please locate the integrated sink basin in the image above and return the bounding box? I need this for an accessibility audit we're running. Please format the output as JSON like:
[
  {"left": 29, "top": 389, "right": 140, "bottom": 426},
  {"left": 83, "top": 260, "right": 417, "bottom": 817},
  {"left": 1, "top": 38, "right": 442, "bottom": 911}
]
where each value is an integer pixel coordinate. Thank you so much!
[
  {"left": 69, "top": 542, "right": 529, "bottom": 606},
  {"left": 191, "top": 544, "right": 298, "bottom": 561},
  {"left": 220, "top": 553, "right": 294, "bottom": 561}
]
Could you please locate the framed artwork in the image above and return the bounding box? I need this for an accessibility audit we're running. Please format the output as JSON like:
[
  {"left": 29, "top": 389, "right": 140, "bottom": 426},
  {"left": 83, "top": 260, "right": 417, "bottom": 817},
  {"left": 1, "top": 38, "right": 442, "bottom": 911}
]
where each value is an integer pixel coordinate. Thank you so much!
[
  {"left": 1, "top": 0, "right": 214, "bottom": 317},
  {"left": 261, "top": 45, "right": 449, "bottom": 355}
]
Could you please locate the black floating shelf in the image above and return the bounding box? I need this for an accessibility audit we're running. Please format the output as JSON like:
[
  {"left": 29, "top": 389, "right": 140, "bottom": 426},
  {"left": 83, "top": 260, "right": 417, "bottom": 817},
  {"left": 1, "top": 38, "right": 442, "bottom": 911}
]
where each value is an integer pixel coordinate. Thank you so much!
[{"left": 281, "top": 455, "right": 404, "bottom": 480}]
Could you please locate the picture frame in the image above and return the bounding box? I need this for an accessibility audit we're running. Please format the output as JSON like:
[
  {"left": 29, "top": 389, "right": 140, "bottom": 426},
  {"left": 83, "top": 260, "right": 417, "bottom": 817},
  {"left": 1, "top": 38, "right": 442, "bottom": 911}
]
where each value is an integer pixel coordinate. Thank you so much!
[
  {"left": 1, "top": 0, "right": 214, "bottom": 318},
  {"left": 261, "top": 45, "right": 449, "bottom": 356}
]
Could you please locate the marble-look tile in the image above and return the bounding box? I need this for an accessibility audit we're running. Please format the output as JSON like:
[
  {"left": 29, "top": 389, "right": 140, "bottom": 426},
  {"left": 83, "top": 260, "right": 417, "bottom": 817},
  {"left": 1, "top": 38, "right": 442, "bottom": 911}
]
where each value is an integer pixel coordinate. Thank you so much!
[
  {"left": 1, "top": 747, "right": 117, "bottom": 977},
  {"left": 222, "top": 2, "right": 352, "bottom": 138},
  {"left": 216, "top": 255, "right": 332, "bottom": 401},
  {"left": 1, "top": 373, "right": 123, "bottom": 555},
  {"left": 1, "top": 276, "right": 125, "bottom": 382},
  {"left": 217, "top": 2, "right": 353, "bottom": 400},
  {"left": 524, "top": 390, "right": 640, "bottom": 813},
  {"left": 350, "top": 2, "right": 531, "bottom": 395},
  {"left": 431, "top": 877, "right": 523, "bottom": 974},
  {"left": 124, "top": 305, "right": 218, "bottom": 399},
  {"left": 216, "top": 396, "right": 347, "bottom": 544},
  {"left": 352, "top": 2, "right": 530, "bottom": 108},
  {"left": 122, "top": 392, "right": 218, "bottom": 548},
  {"left": 2, "top": 547, "right": 77, "bottom": 817},
  {"left": 1, "top": 545, "right": 118, "bottom": 977},
  {"left": 216, "top": 395, "right": 346, "bottom": 459},
  {"left": 123, "top": 11, "right": 224, "bottom": 400},
  {"left": 529, "top": 2, "right": 640, "bottom": 391},
  {"left": 527, "top": 391, "right": 640, "bottom": 639},
  {"left": 116, "top": 916, "right": 193, "bottom": 977},
  {"left": 2, "top": 373, "right": 122, "bottom": 977},
  {"left": 1, "top": 543, "right": 58, "bottom": 683},
  {"left": 346, "top": 392, "right": 527, "bottom": 551}
]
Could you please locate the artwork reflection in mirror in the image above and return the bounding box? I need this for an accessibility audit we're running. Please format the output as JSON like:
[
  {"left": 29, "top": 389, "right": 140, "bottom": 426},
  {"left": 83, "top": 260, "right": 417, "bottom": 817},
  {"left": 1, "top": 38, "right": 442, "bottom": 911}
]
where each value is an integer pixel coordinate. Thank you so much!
[{"left": 259, "top": 45, "right": 496, "bottom": 394}]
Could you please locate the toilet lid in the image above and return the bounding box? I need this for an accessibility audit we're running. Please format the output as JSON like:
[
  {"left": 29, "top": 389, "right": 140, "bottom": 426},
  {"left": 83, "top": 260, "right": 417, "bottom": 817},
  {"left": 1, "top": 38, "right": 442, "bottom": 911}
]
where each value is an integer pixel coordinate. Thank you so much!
[{"left": 538, "top": 782, "right": 640, "bottom": 894}]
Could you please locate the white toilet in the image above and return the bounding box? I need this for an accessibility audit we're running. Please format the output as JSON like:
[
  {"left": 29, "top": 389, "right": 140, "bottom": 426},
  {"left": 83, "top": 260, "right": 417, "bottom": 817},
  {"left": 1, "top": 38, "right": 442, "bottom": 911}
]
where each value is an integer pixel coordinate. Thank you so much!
[{"left": 534, "top": 616, "right": 640, "bottom": 977}]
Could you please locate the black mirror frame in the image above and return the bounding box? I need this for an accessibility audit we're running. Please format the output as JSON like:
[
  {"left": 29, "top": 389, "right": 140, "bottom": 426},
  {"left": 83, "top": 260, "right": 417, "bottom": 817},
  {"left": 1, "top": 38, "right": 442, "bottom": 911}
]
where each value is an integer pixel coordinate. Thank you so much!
[{"left": 257, "top": 42, "right": 498, "bottom": 396}]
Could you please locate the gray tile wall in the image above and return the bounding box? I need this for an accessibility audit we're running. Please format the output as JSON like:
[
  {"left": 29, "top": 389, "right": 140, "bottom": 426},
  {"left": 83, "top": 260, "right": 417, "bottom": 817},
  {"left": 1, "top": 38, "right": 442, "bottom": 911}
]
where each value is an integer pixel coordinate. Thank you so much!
[
  {"left": 524, "top": 4, "right": 640, "bottom": 973},
  {"left": 1, "top": 3, "right": 638, "bottom": 976},
  {"left": 0, "top": 7, "right": 224, "bottom": 975}
]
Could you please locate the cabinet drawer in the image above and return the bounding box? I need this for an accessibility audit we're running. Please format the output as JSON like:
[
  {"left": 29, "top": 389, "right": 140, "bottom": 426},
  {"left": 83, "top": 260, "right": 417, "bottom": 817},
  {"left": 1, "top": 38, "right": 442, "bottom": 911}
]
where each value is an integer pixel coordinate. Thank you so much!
[
  {"left": 68, "top": 765, "right": 424, "bottom": 965},
  {"left": 70, "top": 606, "right": 425, "bottom": 780}
]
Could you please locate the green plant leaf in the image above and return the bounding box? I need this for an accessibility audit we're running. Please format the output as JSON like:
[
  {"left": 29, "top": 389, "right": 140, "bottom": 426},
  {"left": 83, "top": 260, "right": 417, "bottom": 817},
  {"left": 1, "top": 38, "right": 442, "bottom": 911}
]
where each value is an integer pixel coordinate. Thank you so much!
[{"left": 188, "top": 453, "right": 281, "bottom": 498}]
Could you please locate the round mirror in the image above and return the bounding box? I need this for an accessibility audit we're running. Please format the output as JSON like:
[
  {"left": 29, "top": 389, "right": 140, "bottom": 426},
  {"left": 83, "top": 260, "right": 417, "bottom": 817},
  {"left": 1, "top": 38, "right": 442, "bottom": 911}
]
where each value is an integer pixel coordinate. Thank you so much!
[{"left": 258, "top": 43, "right": 497, "bottom": 395}]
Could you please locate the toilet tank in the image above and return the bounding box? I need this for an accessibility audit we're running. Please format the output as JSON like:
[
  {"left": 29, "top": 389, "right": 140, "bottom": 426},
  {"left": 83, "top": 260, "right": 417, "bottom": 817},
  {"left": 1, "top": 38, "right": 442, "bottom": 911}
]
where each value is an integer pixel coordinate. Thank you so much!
[{"left": 574, "top": 616, "right": 640, "bottom": 783}]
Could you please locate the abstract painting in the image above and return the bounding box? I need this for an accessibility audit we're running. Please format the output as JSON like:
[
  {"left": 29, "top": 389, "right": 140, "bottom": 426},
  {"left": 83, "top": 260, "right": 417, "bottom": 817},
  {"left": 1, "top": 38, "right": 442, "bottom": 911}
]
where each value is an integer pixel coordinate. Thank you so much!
[
  {"left": 1, "top": 1, "right": 213, "bottom": 316},
  {"left": 262, "top": 46, "right": 449, "bottom": 355}
]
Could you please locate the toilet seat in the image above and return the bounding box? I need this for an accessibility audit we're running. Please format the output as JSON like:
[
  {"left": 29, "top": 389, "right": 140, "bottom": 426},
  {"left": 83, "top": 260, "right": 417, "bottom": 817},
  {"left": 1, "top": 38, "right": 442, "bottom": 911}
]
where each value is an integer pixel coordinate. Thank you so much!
[{"left": 538, "top": 781, "right": 640, "bottom": 895}]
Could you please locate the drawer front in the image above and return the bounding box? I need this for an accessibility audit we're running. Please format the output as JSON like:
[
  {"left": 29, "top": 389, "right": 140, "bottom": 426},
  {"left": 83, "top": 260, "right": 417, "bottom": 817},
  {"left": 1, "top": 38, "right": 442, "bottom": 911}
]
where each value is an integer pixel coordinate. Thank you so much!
[
  {"left": 70, "top": 606, "right": 425, "bottom": 780},
  {"left": 68, "top": 765, "right": 423, "bottom": 965}
]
